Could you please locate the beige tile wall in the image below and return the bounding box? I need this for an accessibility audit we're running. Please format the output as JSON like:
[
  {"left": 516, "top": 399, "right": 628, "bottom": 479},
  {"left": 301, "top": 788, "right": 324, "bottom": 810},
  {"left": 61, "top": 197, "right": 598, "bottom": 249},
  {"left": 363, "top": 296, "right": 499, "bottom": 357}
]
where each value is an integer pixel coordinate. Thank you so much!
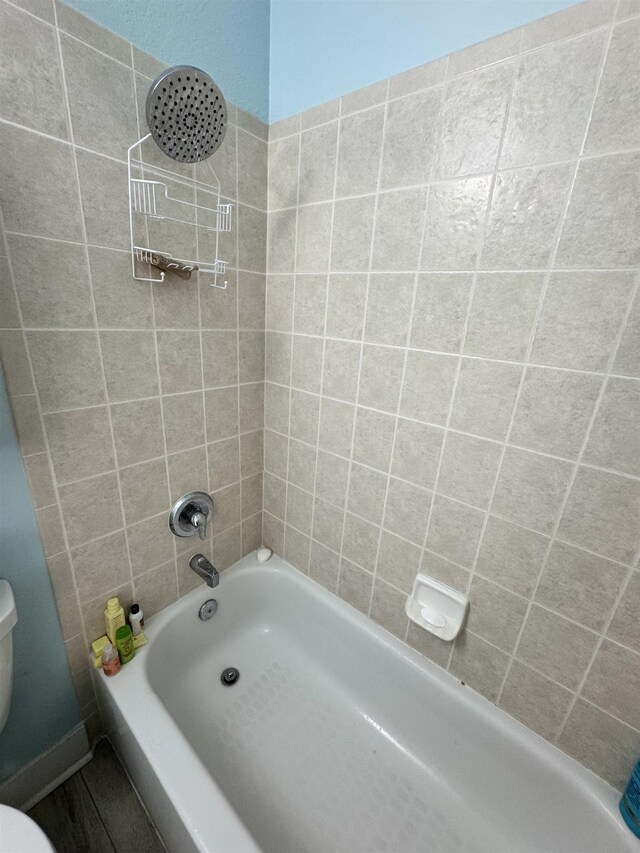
[
  {"left": 264, "top": 0, "right": 640, "bottom": 789},
  {"left": 0, "top": 0, "right": 267, "bottom": 737}
]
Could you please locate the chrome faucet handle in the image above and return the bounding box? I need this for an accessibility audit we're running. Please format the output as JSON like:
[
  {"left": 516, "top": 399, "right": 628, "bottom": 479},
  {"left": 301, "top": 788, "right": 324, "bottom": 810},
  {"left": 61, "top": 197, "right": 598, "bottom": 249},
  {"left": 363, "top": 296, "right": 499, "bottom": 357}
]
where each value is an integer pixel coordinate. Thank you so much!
[
  {"left": 169, "top": 491, "right": 214, "bottom": 540},
  {"left": 191, "top": 510, "right": 208, "bottom": 540}
]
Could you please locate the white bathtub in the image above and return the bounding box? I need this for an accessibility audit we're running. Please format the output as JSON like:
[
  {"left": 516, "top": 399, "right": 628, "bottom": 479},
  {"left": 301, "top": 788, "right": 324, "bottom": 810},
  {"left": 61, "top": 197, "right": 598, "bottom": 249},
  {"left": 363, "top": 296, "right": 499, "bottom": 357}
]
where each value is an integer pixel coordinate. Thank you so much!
[{"left": 95, "top": 551, "right": 634, "bottom": 853}]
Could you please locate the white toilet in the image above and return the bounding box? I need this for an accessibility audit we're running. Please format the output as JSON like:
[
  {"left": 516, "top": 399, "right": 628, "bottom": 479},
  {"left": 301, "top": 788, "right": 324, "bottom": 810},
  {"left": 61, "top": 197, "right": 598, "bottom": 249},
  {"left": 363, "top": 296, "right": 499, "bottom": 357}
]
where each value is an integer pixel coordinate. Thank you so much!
[
  {"left": 0, "top": 805, "right": 55, "bottom": 853},
  {"left": 0, "top": 580, "right": 18, "bottom": 733},
  {"left": 0, "top": 580, "right": 56, "bottom": 853}
]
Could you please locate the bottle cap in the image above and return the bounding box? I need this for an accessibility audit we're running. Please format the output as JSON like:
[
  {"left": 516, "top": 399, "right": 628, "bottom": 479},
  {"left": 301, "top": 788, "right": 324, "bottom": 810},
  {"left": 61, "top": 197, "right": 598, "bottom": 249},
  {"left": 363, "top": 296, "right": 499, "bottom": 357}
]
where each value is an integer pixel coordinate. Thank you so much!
[
  {"left": 116, "top": 624, "right": 132, "bottom": 640},
  {"left": 106, "top": 597, "right": 121, "bottom": 614},
  {"left": 130, "top": 603, "right": 140, "bottom": 614}
]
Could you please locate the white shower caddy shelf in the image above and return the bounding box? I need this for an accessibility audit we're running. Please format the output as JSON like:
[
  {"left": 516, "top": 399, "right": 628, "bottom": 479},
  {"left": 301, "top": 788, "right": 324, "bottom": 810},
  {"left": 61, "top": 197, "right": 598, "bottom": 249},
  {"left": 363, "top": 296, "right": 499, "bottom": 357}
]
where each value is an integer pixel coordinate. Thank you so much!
[{"left": 127, "top": 134, "right": 233, "bottom": 289}]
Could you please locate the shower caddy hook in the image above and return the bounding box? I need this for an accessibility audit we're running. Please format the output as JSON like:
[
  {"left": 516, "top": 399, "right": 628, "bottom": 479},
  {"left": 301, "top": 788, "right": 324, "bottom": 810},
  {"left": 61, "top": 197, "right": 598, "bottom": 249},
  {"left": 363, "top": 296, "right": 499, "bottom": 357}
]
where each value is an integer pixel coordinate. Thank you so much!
[{"left": 127, "top": 65, "right": 233, "bottom": 289}]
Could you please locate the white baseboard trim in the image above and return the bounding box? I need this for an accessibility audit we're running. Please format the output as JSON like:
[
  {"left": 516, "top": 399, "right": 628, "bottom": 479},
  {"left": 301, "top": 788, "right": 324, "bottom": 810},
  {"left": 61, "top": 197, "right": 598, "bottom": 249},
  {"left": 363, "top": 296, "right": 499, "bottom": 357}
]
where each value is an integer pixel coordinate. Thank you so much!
[{"left": 0, "top": 723, "right": 92, "bottom": 811}]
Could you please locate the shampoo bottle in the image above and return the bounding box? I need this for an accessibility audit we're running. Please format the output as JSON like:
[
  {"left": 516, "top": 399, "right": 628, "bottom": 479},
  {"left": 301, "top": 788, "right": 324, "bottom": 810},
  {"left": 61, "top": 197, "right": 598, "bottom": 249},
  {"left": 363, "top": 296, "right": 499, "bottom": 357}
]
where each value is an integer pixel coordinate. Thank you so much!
[
  {"left": 620, "top": 759, "right": 640, "bottom": 839},
  {"left": 116, "top": 624, "right": 135, "bottom": 664},
  {"left": 104, "top": 597, "right": 125, "bottom": 645},
  {"left": 129, "top": 603, "right": 144, "bottom": 636}
]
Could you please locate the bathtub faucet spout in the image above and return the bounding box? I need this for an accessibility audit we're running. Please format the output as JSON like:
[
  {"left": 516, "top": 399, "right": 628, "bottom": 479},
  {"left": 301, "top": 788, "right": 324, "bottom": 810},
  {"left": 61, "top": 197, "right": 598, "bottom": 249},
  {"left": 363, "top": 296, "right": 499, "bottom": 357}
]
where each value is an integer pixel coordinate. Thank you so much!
[{"left": 189, "top": 553, "right": 219, "bottom": 588}]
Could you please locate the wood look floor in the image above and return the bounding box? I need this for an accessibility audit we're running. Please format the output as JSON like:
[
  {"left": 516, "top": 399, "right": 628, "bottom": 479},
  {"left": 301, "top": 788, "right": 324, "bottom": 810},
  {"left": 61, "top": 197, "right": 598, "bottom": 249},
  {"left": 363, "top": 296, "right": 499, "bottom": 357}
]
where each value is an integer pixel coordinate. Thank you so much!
[{"left": 28, "top": 739, "right": 165, "bottom": 853}]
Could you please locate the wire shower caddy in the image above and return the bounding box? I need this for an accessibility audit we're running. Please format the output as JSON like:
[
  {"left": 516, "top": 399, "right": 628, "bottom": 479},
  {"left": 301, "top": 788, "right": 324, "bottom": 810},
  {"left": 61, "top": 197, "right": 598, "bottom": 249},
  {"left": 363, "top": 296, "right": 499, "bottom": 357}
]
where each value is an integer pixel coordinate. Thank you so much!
[{"left": 127, "top": 133, "right": 233, "bottom": 289}]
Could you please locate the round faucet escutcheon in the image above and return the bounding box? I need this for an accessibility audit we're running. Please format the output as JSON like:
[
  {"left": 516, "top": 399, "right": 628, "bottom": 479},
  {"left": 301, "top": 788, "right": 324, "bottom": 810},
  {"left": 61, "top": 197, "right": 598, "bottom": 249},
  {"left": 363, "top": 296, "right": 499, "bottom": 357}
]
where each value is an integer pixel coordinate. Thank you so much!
[
  {"left": 221, "top": 667, "right": 240, "bottom": 686},
  {"left": 169, "top": 491, "right": 214, "bottom": 539}
]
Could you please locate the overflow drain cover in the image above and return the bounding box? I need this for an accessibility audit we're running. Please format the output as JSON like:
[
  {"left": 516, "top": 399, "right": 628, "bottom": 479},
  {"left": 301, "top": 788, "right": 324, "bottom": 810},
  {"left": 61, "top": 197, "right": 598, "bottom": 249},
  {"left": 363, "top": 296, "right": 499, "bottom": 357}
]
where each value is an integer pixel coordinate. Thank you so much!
[{"left": 221, "top": 667, "right": 240, "bottom": 686}]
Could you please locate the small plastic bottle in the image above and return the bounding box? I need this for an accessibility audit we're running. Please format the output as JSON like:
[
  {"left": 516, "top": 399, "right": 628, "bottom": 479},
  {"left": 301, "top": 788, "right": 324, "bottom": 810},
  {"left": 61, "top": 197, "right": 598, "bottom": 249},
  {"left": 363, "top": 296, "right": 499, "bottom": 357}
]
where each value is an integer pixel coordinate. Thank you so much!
[
  {"left": 101, "top": 643, "right": 121, "bottom": 677},
  {"left": 104, "top": 597, "right": 125, "bottom": 645},
  {"left": 116, "top": 624, "right": 135, "bottom": 664},
  {"left": 129, "top": 603, "right": 144, "bottom": 636},
  {"left": 620, "top": 759, "right": 640, "bottom": 839}
]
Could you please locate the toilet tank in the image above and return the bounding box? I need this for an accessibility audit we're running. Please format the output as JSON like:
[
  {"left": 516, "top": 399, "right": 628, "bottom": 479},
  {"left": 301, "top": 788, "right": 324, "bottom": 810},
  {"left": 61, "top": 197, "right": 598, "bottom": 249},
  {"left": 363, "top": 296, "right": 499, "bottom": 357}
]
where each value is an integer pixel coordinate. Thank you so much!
[{"left": 0, "top": 580, "right": 17, "bottom": 733}]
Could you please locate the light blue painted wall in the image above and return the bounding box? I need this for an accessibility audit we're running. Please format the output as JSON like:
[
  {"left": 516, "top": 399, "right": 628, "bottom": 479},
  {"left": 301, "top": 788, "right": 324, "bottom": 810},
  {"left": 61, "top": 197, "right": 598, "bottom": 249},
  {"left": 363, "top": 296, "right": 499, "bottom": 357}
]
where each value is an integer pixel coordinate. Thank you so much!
[
  {"left": 61, "top": 0, "right": 582, "bottom": 123},
  {"left": 0, "top": 369, "right": 80, "bottom": 784},
  {"left": 269, "top": 0, "right": 580, "bottom": 120},
  {"left": 62, "top": 0, "right": 271, "bottom": 121}
]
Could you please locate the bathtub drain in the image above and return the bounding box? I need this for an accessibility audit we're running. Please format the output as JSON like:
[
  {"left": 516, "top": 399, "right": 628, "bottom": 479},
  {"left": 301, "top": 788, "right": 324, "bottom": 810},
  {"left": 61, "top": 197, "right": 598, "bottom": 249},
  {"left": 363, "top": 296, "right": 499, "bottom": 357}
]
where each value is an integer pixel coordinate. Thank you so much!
[{"left": 221, "top": 667, "right": 240, "bottom": 686}]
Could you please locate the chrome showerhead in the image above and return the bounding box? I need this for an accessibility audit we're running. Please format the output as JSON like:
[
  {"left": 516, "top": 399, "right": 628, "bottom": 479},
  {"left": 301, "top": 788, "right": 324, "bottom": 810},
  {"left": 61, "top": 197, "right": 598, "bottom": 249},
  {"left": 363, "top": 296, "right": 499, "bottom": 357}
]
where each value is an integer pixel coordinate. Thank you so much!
[{"left": 145, "top": 65, "right": 227, "bottom": 163}]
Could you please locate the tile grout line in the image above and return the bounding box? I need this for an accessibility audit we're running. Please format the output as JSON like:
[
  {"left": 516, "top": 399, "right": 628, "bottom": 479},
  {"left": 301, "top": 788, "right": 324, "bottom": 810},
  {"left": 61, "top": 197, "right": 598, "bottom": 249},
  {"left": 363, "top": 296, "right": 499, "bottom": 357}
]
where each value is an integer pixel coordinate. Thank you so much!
[
  {"left": 559, "top": 561, "right": 640, "bottom": 726},
  {"left": 265, "top": 397, "right": 640, "bottom": 481},
  {"left": 397, "top": 57, "right": 451, "bottom": 646},
  {"left": 131, "top": 44, "right": 183, "bottom": 589},
  {"left": 267, "top": 12, "right": 622, "bottom": 141},
  {"left": 511, "top": 56, "right": 638, "bottom": 718},
  {"left": 234, "top": 112, "right": 248, "bottom": 554},
  {"left": 493, "top": 13, "right": 619, "bottom": 710},
  {"left": 3, "top": 0, "right": 132, "bottom": 66},
  {"left": 262, "top": 419, "right": 640, "bottom": 558},
  {"left": 137, "top": 52, "right": 183, "bottom": 599},
  {"left": 54, "top": 10, "right": 141, "bottom": 658},
  {"left": 457, "top": 25, "right": 555, "bottom": 681},
  {"left": 356, "top": 79, "right": 410, "bottom": 619},
  {"left": 130, "top": 39, "right": 180, "bottom": 594},
  {"left": 201, "top": 130, "right": 235, "bottom": 559},
  {"left": 233, "top": 376, "right": 640, "bottom": 459},
  {"left": 11, "top": 324, "right": 640, "bottom": 365},
  {"left": 260, "top": 161, "right": 272, "bottom": 552},
  {"left": 18, "top": 381, "right": 267, "bottom": 412},
  {"left": 402, "top": 53, "right": 457, "bottom": 634},
  {"left": 261, "top": 149, "right": 275, "bottom": 548},
  {"left": 308, "top": 95, "right": 341, "bottom": 587},
  {"left": 446, "top": 630, "right": 640, "bottom": 736},
  {"left": 271, "top": 129, "right": 299, "bottom": 561},
  {"left": 276, "top": 115, "right": 303, "bottom": 564},
  {"left": 31, "top": 429, "right": 263, "bottom": 484},
  {"left": 260, "top": 501, "right": 640, "bottom": 679},
  {"left": 0, "top": 115, "right": 269, "bottom": 217},
  {"left": 332, "top": 80, "right": 390, "bottom": 617},
  {"left": 262, "top": 469, "right": 639, "bottom": 581},
  {"left": 51, "top": 8, "right": 117, "bottom": 654},
  {"left": 553, "top": 273, "right": 640, "bottom": 739},
  {"left": 49, "top": 505, "right": 250, "bottom": 568},
  {"left": 265, "top": 143, "right": 640, "bottom": 210},
  {"left": 0, "top": 184, "right": 90, "bottom": 675},
  {"left": 9, "top": 324, "right": 640, "bottom": 365},
  {"left": 4, "top": 96, "right": 637, "bottom": 224},
  {"left": 0, "top": 5, "right": 102, "bottom": 706},
  {"left": 178, "top": 169, "right": 208, "bottom": 592},
  {"left": 420, "top": 41, "right": 523, "bottom": 671},
  {"left": 6, "top": 214, "right": 640, "bottom": 273}
]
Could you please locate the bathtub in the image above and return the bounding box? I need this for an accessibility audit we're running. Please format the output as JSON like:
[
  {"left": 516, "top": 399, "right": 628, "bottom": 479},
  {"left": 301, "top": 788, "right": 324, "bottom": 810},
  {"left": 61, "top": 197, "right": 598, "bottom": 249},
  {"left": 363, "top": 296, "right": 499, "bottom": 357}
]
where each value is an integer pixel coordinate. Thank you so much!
[{"left": 95, "top": 551, "right": 634, "bottom": 853}]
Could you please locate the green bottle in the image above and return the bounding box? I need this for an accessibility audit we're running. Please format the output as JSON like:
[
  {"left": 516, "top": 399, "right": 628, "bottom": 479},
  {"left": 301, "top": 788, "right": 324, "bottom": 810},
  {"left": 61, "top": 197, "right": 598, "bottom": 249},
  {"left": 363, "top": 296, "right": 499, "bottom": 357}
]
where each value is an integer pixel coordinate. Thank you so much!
[{"left": 115, "top": 624, "right": 135, "bottom": 664}]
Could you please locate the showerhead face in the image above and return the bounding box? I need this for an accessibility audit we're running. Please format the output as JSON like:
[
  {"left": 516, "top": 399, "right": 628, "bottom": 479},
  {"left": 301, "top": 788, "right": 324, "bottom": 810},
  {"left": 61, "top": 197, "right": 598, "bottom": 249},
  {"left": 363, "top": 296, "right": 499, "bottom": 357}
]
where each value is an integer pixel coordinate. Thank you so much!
[{"left": 145, "top": 65, "right": 227, "bottom": 163}]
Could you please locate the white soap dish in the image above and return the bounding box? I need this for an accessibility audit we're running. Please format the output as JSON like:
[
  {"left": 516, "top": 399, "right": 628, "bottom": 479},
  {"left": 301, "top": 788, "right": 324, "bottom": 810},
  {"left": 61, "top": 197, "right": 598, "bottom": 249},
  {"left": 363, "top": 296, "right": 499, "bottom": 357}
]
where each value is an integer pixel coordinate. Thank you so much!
[{"left": 405, "top": 574, "right": 469, "bottom": 641}]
